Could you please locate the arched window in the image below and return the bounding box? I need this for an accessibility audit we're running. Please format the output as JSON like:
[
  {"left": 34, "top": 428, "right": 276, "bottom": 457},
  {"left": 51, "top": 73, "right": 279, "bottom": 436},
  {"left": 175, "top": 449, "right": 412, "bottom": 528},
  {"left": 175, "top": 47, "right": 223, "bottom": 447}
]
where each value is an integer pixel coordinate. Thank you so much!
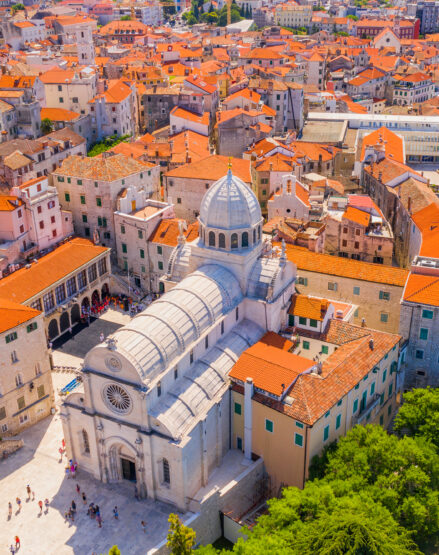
[
  {"left": 82, "top": 429, "right": 90, "bottom": 453},
  {"left": 231, "top": 233, "right": 238, "bottom": 249},
  {"left": 157, "top": 381, "right": 162, "bottom": 397},
  {"left": 208, "top": 231, "right": 215, "bottom": 247},
  {"left": 253, "top": 228, "right": 256, "bottom": 243},
  {"left": 242, "top": 232, "right": 249, "bottom": 248},
  {"left": 219, "top": 233, "right": 226, "bottom": 248},
  {"left": 15, "top": 373, "right": 23, "bottom": 387},
  {"left": 163, "top": 458, "right": 170, "bottom": 484}
]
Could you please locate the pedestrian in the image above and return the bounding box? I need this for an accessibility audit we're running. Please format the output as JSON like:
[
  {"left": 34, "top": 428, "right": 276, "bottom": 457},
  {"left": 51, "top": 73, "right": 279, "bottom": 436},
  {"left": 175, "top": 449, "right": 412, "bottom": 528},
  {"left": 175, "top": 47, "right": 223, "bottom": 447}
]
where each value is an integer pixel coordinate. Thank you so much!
[
  {"left": 82, "top": 492, "right": 87, "bottom": 505},
  {"left": 134, "top": 486, "right": 139, "bottom": 500},
  {"left": 16, "top": 497, "right": 21, "bottom": 512},
  {"left": 31, "top": 491, "right": 35, "bottom": 501},
  {"left": 69, "top": 508, "right": 74, "bottom": 522},
  {"left": 141, "top": 520, "right": 146, "bottom": 533},
  {"left": 62, "top": 438, "right": 65, "bottom": 449},
  {"left": 99, "top": 332, "right": 105, "bottom": 342},
  {"left": 38, "top": 500, "right": 43, "bottom": 513},
  {"left": 59, "top": 447, "right": 64, "bottom": 459},
  {"left": 96, "top": 513, "right": 102, "bottom": 528},
  {"left": 113, "top": 506, "right": 118, "bottom": 520},
  {"left": 26, "top": 485, "right": 31, "bottom": 500},
  {"left": 15, "top": 536, "right": 20, "bottom": 549},
  {"left": 48, "top": 341, "right": 53, "bottom": 350},
  {"left": 65, "top": 467, "right": 70, "bottom": 479},
  {"left": 68, "top": 326, "right": 73, "bottom": 337},
  {"left": 88, "top": 503, "right": 95, "bottom": 519},
  {"left": 71, "top": 500, "right": 76, "bottom": 515},
  {"left": 76, "top": 483, "right": 80, "bottom": 494},
  {"left": 64, "top": 509, "right": 69, "bottom": 522},
  {"left": 44, "top": 499, "right": 49, "bottom": 513},
  {"left": 9, "top": 544, "right": 15, "bottom": 554},
  {"left": 94, "top": 504, "right": 100, "bottom": 517}
]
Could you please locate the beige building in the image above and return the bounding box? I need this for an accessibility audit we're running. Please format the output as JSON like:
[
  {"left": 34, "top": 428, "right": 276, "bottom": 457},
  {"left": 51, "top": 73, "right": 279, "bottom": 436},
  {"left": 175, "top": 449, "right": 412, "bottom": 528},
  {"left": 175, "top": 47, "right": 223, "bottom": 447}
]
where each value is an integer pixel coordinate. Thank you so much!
[
  {"left": 52, "top": 153, "right": 159, "bottom": 250},
  {"left": 230, "top": 321, "right": 402, "bottom": 493},
  {"left": 40, "top": 68, "right": 98, "bottom": 116},
  {"left": 0, "top": 300, "right": 54, "bottom": 435},
  {"left": 283, "top": 244, "right": 408, "bottom": 333},
  {"left": 274, "top": 3, "right": 312, "bottom": 29},
  {"left": 0, "top": 238, "right": 111, "bottom": 341}
]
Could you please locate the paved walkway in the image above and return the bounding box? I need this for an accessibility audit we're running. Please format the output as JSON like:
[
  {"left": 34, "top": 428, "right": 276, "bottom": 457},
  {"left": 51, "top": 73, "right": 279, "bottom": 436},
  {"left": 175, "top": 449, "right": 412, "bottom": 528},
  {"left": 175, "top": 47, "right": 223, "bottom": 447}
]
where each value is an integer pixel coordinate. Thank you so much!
[{"left": 0, "top": 310, "right": 183, "bottom": 555}]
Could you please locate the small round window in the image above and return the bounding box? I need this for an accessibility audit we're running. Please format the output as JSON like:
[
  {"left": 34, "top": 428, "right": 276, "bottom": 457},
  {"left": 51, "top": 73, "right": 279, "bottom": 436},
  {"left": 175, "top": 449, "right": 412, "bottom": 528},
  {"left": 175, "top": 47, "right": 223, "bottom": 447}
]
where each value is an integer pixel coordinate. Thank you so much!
[
  {"left": 106, "top": 356, "right": 122, "bottom": 372},
  {"left": 104, "top": 384, "right": 131, "bottom": 414}
]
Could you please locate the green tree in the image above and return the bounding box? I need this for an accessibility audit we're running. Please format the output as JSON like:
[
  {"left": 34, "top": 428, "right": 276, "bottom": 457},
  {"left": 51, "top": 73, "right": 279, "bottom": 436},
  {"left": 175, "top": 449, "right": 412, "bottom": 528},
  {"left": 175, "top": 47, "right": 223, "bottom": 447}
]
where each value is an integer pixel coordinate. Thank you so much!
[
  {"left": 347, "top": 14, "right": 359, "bottom": 20},
  {"left": 167, "top": 513, "right": 196, "bottom": 554},
  {"left": 323, "top": 425, "right": 439, "bottom": 539},
  {"left": 11, "top": 2, "right": 24, "bottom": 13},
  {"left": 394, "top": 387, "right": 439, "bottom": 449},
  {"left": 120, "top": 14, "right": 131, "bottom": 20},
  {"left": 108, "top": 547, "right": 121, "bottom": 555},
  {"left": 41, "top": 118, "right": 53, "bottom": 135},
  {"left": 193, "top": 0, "right": 199, "bottom": 20}
]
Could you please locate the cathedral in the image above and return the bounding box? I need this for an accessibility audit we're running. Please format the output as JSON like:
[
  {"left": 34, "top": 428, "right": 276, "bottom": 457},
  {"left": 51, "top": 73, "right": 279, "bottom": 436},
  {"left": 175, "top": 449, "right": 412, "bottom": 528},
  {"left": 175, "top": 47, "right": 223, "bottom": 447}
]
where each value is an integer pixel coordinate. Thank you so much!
[{"left": 61, "top": 169, "right": 296, "bottom": 511}]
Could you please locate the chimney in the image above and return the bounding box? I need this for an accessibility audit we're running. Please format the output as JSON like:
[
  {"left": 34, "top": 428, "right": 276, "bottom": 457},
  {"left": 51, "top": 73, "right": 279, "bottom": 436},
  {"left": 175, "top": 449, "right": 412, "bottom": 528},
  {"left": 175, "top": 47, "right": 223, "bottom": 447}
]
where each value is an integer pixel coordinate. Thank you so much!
[
  {"left": 369, "top": 338, "right": 374, "bottom": 350},
  {"left": 407, "top": 196, "right": 412, "bottom": 213},
  {"left": 244, "top": 377, "right": 253, "bottom": 460}
]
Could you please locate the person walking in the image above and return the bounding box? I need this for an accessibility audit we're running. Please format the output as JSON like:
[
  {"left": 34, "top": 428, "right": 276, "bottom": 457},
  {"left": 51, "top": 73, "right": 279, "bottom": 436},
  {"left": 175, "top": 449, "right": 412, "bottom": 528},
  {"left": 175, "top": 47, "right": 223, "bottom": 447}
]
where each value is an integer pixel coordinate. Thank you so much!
[
  {"left": 82, "top": 492, "right": 87, "bottom": 505},
  {"left": 38, "top": 500, "right": 43, "bottom": 514},
  {"left": 99, "top": 332, "right": 105, "bottom": 343},
  {"left": 71, "top": 500, "right": 76, "bottom": 514},
  {"left": 96, "top": 513, "right": 102, "bottom": 528},
  {"left": 26, "top": 485, "right": 31, "bottom": 500},
  {"left": 141, "top": 520, "right": 146, "bottom": 533},
  {"left": 14, "top": 536, "right": 20, "bottom": 549},
  {"left": 113, "top": 506, "right": 118, "bottom": 520},
  {"left": 16, "top": 498, "right": 21, "bottom": 513},
  {"left": 44, "top": 499, "right": 49, "bottom": 513},
  {"left": 76, "top": 484, "right": 80, "bottom": 495},
  {"left": 8, "top": 502, "right": 12, "bottom": 517},
  {"left": 9, "top": 544, "right": 15, "bottom": 554}
]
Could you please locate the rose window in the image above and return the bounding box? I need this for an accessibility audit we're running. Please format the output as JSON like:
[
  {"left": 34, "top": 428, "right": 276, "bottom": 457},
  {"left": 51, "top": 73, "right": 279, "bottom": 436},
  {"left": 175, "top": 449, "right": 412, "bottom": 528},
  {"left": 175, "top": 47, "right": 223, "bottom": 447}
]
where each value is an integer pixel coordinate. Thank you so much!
[{"left": 104, "top": 384, "right": 131, "bottom": 414}]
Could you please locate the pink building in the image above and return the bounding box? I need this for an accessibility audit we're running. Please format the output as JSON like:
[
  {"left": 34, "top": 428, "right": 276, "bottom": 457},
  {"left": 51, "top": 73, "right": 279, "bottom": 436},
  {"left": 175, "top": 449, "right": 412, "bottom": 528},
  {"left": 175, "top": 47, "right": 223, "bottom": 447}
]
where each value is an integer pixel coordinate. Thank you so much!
[{"left": 268, "top": 174, "right": 310, "bottom": 221}]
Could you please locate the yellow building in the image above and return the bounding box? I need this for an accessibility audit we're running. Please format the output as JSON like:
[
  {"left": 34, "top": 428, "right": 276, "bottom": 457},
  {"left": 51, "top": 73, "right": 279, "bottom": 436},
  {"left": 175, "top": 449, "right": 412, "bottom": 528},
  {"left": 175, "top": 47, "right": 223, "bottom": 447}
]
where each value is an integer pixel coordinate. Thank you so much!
[
  {"left": 0, "top": 300, "right": 54, "bottom": 434},
  {"left": 230, "top": 321, "right": 401, "bottom": 494}
]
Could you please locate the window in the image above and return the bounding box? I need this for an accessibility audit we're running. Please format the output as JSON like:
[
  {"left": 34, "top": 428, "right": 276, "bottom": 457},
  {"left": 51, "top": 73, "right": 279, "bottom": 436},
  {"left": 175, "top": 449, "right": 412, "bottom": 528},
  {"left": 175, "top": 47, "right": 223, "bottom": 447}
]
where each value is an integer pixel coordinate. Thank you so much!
[
  {"left": 39, "top": 221, "right": 44, "bottom": 230},
  {"left": 353, "top": 399, "right": 358, "bottom": 413},
  {"left": 354, "top": 241, "right": 359, "bottom": 249},
  {"left": 323, "top": 425, "right": 329, "bottom": 442},
  {"left": 58, "top": 176, "right": 65, "bottom": 183},
  {"left": 380, "top": 313, "right": 389, "bottom": 323},
  {"left": 388, "top": 383, "right": 393, "bottom": 397},
  {"left": 77, "top": 179, "right": 82, "bottom": 185},
  {"left": 174, "top": 367, "right": 178, "bottom": 380},
  {"left": 242, "top": 232, "right": 249, "bottom": 248},
  {"left": 422, "top": 309, "right": 434, "bottom": 319},
  {"left": 303, "top": 340, "right": 310, "bottom": 350},
  {"left": 156, "top": 246, "right": 163, "bottom": 256},
  {"left": 209, "top": 231, "right": 215, "bottom": 247},
  {"left": 5, "top": 332, "right": 17, "bottom": 344},
  {"left": 309, "top": 319, "right": 318, "bottom": 328},
  {"left": 370, "top": 381, "right": 375, "bottom": 395},
  {"left": 337, "top": 399, "right": 342, "bottom": 407},
  {"left": 26, "top": 321, "right": 38, "bottom": 333},
  {"left": 37, "top": 385, "right": 45, "bottom": 399},
  {"left": 0, "top": 407, "right": 5, "bottom": 421},
  {"left": 96, "top": 197, "right": 102, "bottom": 207},
  {"left": 64, "top": 193, "right": 70, "bottom": 202},
  {"left": 234, "top": 402, "right": 242, "bottom": 415},
  {"left": 353, "top": 286, "right": 360, "bottom": 295},
  {"left": 190, "top": 350, "right": 194, "bottom": 364},
  {"left": 420, "top": 328, "right": 429, "bottom": 340},
  {"left": 382, "top": 369, "right": 387, "bottom": 382},
  {"left": 77, "top": 270, "right": 87, "bottom": 289},
  {"left": 328, "top": 282, "right": 338, "bottom": 291},
  {"left": 237, "top": 437, "right": 242, "bottom": 450},
  {"left": 19, "top": 225, "right": 24, "bottom": 233},
  {"left": 296, "top": 421, "right": 304, "bottom": 429},
  {"left": 294, "top": 433, "right": 303, "bottom": 447},
  {"left": 299, "top": 316, "right": 307, "bottom": 325},
  {"left": 177, "top": 198, "right": 181, "bottom": 204},
  {"left": 140, "top": 249, "right": 145, "bottom": 259},
  {"left": 379, "top": 291, "right": 390, "bottom": 301},
  {"left": 325, "top": 410, "right": 330, "bottom": 418},
  {"left": 415, "top": 349, "right": 424, "bottom": 360},
  {"left": 158, "top": 261, "right": 163, "bottom": 270},
  {"left": 297, "top": 277, "right": 308, "bottom": 286},
  {"left": 157, "top": 381, "right": 162, "bottom": 397},
  {"left": 121, "top": 225, "right": 125, "bottom": 234},
  {"left": 82, "top": 429, "right": 90, "bottom": 454},
  {"left": 59, "top": 97, "right": 64, "bottom": 103},
  {"left": 55, "top": 284, "right": 66, "bottom": 304},
  {"left": 236, "top": 307, "right": 239, "bottom": 321},
  {"left": 219, "top": 234, "right": 226, "bottom": 248},
  {"left": 43, "top": 291, "right": 55, "bottom": 312},
  {"left": 17, "top": 396, "right": 25, "bottom": 410},
  {"left": 88, "top": 264, "right": 97, "bottom": 283},
  {"left": 122, "top": 243, "right": 127, "bottom": 254},
  {"left": 322, "top": 345, "right": 328, "bottom": 355},
  {"left": 163, "top": 459, "right": 170, "bottom": 484},
  {"left": 221, "top": 321, "right": 224, "bottom": 335},
  {"left": 265, "top": 419, "right": 273, "bottom": 433},
  {"left": 231, "top": 233, "right": 238, "bottom": 249},
  {"left": 388, "top": 404, "right": 392, "bottom": 416},
  {"left": 336, "top": 414, "right": 341, "bottom": 429}
]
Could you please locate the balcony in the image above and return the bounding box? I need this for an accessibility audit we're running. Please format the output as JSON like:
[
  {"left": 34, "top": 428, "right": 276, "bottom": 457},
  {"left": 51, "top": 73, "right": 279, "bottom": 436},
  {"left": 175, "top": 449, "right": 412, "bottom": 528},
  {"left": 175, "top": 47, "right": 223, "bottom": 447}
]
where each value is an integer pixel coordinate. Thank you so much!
[{"left": 352, "top": 393, "right": 381, "bottom": 426}]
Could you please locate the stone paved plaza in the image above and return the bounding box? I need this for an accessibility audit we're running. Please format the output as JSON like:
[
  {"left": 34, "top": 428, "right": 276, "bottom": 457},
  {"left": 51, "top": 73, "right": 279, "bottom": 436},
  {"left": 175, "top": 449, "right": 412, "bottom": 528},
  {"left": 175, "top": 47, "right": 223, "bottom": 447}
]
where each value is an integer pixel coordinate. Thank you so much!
[{"left": 0, "top": 309, "right": 183, "bottom": 555}]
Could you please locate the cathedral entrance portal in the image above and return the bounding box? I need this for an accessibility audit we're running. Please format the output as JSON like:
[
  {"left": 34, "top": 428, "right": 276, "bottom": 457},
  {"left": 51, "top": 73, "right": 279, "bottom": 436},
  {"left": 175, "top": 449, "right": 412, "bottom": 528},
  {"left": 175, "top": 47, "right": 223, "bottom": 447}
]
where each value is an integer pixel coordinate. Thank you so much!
[{"left": 121, "top": 458, "right": 136, "bottom": 482}]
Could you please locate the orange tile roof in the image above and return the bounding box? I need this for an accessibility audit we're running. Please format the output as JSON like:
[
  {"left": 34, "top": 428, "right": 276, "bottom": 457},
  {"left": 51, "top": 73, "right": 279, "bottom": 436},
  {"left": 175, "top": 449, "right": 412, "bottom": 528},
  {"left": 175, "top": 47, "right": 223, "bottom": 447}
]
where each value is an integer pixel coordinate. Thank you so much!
[
  {"left": 403, "top": 273, "right": 439, "bottom": 306},
  {"left": 40, "top": 68, "right": 76, "bottom": 84},
  {"left": 0, "top": 298, "right": 40, "bottom": 334},
  {"left": 342, "top": 206, "right": 370, "bottom": 227},
  {"left": 53, "top": 153, "right": 147, "bottom": 181},
  {"left": 0, "top": 238, "right": 109, "bottom": 303},
  {"left": 148, "top": 218, "right": 198, "bottom": 246},
  {"left": 360, "top": 126, "right": 404, "bottom": 164},
  {"left": 170, "top": 106, "right": 209, "bottom": 126},
  {"left": 282, "top": 244, "right": 408, "bottom": 286},
  {"left": 230, "top": 340, "right": 315, "bottom": 397},
  {"left": 288, "top": 294, "right": 329, "bottom": 321},
  {"left": 0, "top": 196, "right": 23, "bottom": 211},
  {"left": 41, "top": 107, "right": 80, "bottom": 122},
  {"left": 166, "top": 155, "right": 251, "bottom": 184}
]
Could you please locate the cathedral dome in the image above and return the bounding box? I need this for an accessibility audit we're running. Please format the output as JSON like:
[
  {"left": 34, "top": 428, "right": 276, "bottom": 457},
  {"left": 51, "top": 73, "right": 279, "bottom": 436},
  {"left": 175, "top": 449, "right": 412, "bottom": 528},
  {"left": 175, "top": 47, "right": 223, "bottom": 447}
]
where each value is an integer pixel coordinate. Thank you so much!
[{"left": 200, "top": 169, "right": 262, "bottom": 231}]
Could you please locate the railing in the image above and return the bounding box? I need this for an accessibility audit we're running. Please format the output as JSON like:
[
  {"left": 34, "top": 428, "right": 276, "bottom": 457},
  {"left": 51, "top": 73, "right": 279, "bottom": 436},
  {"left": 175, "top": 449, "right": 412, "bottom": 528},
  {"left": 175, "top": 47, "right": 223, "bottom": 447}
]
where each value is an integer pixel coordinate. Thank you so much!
[{"left": 352, "top": 393, "right": 381, "bottom": 426}]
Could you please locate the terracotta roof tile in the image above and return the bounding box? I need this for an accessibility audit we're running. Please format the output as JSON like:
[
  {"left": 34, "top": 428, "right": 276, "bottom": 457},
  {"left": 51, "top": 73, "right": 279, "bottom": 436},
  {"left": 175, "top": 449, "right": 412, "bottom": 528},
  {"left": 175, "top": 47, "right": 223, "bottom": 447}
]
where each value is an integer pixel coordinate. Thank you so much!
[
  {"left": 53, "top": 153, "right": 147, "bottom": 181},
  {"left": 165, "top": 155, "right": 251, "bottom": 183},
  {"left": 342, "top": 206, "right": 370, "bottom": 227},
  {"left": 288, "top": 294, "right": 329, "bottom": 321},
  {"left": 0, "top": 298, "right": 40, "bottom": 334},
  {"left": 149, "top": 218, "right": 198, "bottom": 246}
]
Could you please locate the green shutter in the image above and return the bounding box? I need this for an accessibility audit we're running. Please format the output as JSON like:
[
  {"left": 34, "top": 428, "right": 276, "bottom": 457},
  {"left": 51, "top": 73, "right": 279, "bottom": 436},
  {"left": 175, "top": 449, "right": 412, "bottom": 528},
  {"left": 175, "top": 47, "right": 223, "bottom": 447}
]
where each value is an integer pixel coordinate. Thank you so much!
[{"left": 234, "top": 402, "right": 241, "bottom": 415}]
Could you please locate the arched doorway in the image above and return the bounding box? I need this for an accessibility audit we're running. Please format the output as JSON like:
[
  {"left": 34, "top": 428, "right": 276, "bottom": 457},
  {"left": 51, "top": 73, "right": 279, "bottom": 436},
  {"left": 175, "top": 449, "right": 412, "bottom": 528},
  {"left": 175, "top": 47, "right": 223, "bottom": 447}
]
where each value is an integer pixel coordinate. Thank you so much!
[
  {"left": 81, "top": 297, "right": 90, "bottom": 310},
  {"left": 59, "top": 311, "right": 70, "bottom": 333},
  {"left": 101, "top": 283, "right": 109, "bottom": 299},
  {"left": 92, "top": 290, "right": 100, "bottom": 305},
  {"left": 108, "top": 443, "right": 137, "bottom": 482},
  {"left": 48, "top": 319, "right": 59, "bottom": 340},
  {"left": 71, "top": 304, "right": 80, "bottom": 324}
]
